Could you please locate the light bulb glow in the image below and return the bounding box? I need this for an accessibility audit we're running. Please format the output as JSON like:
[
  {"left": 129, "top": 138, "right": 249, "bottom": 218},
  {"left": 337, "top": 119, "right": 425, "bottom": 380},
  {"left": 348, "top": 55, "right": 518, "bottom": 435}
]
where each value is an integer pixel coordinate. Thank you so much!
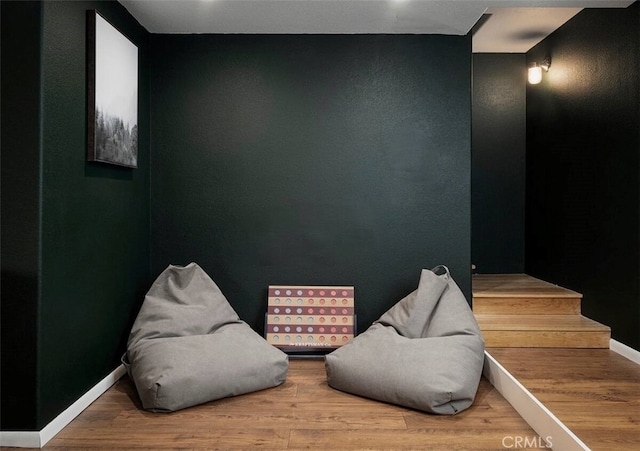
[{"left": 528, "top": 66, "right": 542, "bottom": 84}]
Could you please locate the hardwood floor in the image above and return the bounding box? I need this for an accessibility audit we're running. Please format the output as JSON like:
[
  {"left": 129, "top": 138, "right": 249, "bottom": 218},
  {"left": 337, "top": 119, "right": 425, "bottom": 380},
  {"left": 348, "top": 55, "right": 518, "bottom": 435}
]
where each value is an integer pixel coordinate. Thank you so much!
[
  {"left": 16, "top": 359, "right": 539, "bottom": 450},
  {"left": 488, "top": 348, "right": 640, "bottom": 451},
  {"left": 5, "top": 275, "right": 637, "bottom": 450}
]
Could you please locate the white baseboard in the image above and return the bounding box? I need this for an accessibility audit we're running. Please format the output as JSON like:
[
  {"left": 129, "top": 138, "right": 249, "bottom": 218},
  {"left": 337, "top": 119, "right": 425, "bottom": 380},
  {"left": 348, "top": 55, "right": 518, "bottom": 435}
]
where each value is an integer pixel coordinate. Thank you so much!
[
  {"left": 610, "top": 339, "right": 640, "bottom": 365},
  {"left": 483, "top": 351, "right": 590, "bottom": 451},
  {"left": 0, "top": 365, "right": 126, "bottom": 448},
  {"left": 0, "top": 431, "right": 41, "bottom": 449}
]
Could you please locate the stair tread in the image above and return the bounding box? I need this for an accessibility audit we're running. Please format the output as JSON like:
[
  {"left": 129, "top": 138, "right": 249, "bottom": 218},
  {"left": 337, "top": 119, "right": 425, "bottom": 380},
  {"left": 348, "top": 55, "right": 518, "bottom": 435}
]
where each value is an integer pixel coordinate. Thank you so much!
[
  {"left": 474, "top": 314, "right": 611, "bottom": 332},
  {"left": 473, "top": 273, "right": 582, "bottom": 299}
]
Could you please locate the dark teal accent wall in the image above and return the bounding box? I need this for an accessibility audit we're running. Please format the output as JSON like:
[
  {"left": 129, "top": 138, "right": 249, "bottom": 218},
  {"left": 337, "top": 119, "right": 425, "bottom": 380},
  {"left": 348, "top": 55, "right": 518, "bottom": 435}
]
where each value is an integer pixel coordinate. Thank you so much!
[
  {"left": 1, "top": 0, "right": 42, "bottom": 430},
  {"left": 150, "top": 34, "right": 472, "bottom": 332},
  {"left": 472, "top": 53, "right": 526, "bottom": 274},
  {"left": 1, "top": 0, "right": 150, "bottom": 430},
  {"left": 526, "top": 2, "right": 640, "bottom": 350}
]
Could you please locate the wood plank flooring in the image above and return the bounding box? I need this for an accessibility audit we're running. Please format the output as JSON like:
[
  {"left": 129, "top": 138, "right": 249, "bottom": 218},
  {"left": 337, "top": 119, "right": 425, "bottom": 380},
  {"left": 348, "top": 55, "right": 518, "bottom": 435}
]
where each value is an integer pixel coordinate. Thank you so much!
[
  {"left": 12, "top": 360, "right": 540, "bottom": 450},
  {"left": 488, "top": 348, "right": 640, "bottom": 451},
  {"left": 5, "top": 275, "right": 636, "bottom": 450}
]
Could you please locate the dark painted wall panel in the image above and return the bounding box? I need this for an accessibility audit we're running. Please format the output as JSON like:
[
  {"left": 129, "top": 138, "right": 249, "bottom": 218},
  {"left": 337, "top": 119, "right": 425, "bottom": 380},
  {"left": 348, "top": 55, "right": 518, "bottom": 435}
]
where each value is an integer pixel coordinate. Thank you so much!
[
  {"left": 1, "top": 0, "right": 42, "bottom": 430},
  {"left": 526, "top": 3, "right": 640, "bottom": 350},
  {"left": 150, "top": 34, "right": 472, "bottom": 332},
  {"left": 472, "top": 53, "right": 526, "bottom": 274},
  {"left": 36, "top": 0, "right": 150, "bottom": 428}
]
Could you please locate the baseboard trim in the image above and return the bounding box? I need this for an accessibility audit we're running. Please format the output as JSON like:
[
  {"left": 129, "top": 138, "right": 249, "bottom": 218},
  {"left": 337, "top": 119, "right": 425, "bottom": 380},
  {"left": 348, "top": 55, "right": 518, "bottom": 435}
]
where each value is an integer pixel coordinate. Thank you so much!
[
  {"left": 610, "top": 339, "right": 640, "bottom": 365},
  {"left": 0, "top": 431, "right": 41, "bottom": 449},
  {"left": 0, "top": 365, "right": 126, "bottom": 448},
  {"left": 483, "top": 351, "right": 590, "bottom": 451}
]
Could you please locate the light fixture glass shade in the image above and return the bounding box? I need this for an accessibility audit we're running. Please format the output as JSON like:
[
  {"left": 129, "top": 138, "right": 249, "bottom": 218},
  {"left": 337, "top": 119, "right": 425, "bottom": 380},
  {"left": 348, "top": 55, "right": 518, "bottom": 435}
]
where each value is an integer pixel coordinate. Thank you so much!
[{"left": 528, "top": 65, "right": 542, "bottom": 84}]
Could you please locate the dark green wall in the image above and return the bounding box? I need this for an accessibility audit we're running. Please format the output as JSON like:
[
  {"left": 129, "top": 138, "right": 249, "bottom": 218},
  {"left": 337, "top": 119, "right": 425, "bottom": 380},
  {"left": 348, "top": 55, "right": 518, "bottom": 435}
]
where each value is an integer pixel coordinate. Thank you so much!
[
  {"left": 150, "top": 34, "right": 472, "bottom": 332},
  {"left": 1, "top": 0, "right": 42, "bottom": 430},
  {"left": 472, "top": 53, "right": 526, "bottom": 274},
  {"left": 526, "top": 3, "right": 640, "bottom": 350},
  {"left": 1, "top": 0, "right": 150, "bottom": 430}
]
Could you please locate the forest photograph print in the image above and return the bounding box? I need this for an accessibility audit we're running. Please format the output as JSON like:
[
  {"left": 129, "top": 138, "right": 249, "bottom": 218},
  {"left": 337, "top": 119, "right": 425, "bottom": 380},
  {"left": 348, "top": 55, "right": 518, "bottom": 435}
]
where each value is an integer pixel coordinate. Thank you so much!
[{"left": 87, "top": 11, "right": 138, "bottom": 168}]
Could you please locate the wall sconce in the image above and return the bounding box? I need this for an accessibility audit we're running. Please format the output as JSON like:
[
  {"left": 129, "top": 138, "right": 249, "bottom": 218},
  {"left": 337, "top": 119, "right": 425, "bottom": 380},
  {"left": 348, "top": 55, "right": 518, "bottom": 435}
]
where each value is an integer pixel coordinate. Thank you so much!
[{"left": 528, "top": 57, "right": 551, "bottom": 84}]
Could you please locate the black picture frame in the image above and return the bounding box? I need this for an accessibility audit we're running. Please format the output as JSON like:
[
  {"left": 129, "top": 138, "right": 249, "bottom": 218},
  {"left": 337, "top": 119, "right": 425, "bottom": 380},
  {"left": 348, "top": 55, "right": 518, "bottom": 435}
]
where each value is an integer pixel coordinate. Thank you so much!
[{"left": 87, "top": 10, "right": 138, "bottom": 168}]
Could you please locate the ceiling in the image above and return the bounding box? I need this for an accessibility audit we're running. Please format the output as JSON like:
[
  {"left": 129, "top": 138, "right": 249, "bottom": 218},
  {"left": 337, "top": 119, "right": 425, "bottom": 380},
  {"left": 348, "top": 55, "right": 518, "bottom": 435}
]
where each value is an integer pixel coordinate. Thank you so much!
[{"left": 119, "top": 0, "right": 635, "bottom": 53}]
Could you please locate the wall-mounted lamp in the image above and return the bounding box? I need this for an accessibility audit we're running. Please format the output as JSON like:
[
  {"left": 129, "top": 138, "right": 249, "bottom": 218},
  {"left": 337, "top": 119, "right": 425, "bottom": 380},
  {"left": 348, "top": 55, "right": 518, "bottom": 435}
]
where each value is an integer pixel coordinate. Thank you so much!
[{"left": 528, "top": 57, "right": 551, "bottom": 84}]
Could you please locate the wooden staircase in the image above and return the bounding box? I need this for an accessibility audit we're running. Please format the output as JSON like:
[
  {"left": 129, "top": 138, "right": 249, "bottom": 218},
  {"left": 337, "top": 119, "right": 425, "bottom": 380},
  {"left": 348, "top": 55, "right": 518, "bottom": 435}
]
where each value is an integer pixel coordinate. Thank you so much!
[{"left": 472, "top": 274, "right": 611, "bottom": 348}]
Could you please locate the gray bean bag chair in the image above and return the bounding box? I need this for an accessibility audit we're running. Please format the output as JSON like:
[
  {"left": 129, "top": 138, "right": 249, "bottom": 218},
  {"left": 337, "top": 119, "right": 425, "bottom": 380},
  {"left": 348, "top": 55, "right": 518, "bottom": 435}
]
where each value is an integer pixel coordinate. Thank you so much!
[
  {"left": 325, "top": 266, "right": 484, "bottom": 415},
  {"left": 126, "top": 263, "right": 289, "bottom": 412}
]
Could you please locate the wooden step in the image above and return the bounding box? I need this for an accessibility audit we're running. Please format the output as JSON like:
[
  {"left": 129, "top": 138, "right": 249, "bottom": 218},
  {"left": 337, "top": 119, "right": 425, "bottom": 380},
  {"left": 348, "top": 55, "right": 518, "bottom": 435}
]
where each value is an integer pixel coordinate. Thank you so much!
[
  {"left": 475, "top": 314, "right": 611, "bottom": 348},
  {"left": 473, "top": 273, "right": 582, "bottom": 315}
]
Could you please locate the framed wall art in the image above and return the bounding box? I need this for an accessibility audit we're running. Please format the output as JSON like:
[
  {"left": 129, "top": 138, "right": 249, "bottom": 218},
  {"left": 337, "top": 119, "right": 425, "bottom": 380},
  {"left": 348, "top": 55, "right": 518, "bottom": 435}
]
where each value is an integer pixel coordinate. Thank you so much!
[{"left": 87, "top": 10, "right": 138, "bottom": 168}]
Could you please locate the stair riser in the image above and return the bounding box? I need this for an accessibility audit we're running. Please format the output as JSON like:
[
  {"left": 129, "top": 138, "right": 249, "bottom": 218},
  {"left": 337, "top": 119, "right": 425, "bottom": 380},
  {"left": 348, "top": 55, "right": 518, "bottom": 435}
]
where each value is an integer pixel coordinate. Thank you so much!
[
  {"left": 481, "top": 331, "right": 610, "bottom": 348},
  {"left": 473, "top": 297, "right": 582, "bottom": 315}
]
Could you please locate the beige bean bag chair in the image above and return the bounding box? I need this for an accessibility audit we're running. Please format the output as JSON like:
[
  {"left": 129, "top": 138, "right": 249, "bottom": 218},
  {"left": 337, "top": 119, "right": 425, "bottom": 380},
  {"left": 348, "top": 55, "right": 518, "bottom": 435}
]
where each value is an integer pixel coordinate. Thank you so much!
[
  {"left": 325, "top": 266, "right": 484, "bottom": 414},
  {"left": 126, "top": 263, "right": 288, "bottom": 412}
]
